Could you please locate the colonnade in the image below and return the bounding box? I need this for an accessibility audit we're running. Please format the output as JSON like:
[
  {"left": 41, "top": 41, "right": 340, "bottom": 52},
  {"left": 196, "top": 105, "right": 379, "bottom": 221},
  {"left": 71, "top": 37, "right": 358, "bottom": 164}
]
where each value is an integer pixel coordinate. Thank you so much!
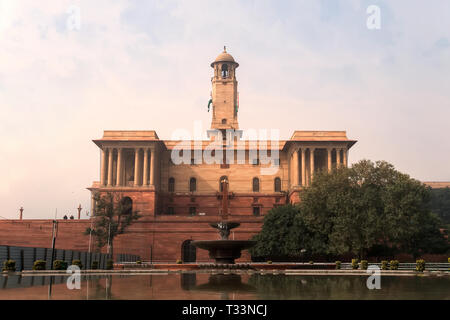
[
  {"left": 100, "top": 146, "right": 157, "bottom": 187},
  {"left": 291, "top": 146, "right": 348, "bottom": 187}
]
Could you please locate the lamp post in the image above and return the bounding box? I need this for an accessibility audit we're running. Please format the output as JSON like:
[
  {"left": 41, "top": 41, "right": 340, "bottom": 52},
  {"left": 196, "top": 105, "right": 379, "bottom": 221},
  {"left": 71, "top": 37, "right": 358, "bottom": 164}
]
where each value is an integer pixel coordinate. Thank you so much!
[{"left": 77, "top": 204, "right": 82, "bottom": 220}]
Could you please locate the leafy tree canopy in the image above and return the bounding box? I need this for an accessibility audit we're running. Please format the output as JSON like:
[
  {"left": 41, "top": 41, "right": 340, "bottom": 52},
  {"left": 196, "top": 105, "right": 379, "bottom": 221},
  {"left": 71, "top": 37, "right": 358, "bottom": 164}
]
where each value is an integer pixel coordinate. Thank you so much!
[
  {"left": 427, "top": 187, "right": 450, "bottom": 225},
  {"left": 252, "top": 160, "right": 448, "bottom": 260}
]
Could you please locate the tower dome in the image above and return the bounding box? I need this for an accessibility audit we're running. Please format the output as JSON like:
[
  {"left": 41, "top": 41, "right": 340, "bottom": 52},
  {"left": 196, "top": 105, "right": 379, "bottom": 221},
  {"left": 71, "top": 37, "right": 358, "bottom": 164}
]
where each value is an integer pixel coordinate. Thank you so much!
[{"left": 211, "top": 47, "right": 239, "bottom": 67}]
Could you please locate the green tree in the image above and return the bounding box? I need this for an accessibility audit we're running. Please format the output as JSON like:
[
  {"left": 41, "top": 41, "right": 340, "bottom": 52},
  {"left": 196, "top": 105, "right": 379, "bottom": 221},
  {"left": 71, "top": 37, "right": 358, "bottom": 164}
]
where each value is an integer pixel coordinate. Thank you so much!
[
  {"left": 427, "top": 187, "right": 450, "bottom": 225},
  {"left": 84, "top": 192, "right": 141, "bottom": 255},
  {"left": 252, "top": 159, "right": 448, "bottom": 260},
  {"left": 301, "top": 160, "right": 448, "bottom": 259},
  {"left": 249, "top": 204, "right": 313, "bottom": 260}
]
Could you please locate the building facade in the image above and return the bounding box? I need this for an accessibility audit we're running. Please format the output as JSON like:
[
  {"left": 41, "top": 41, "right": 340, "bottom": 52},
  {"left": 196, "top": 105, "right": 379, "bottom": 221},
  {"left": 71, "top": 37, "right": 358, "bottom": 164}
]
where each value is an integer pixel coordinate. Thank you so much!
[
  {"left": 1, "top": 49, "right": 357, "bottom": 262},
  {"left": 88, "top": 48, "right": 356, "bottom": 220}
]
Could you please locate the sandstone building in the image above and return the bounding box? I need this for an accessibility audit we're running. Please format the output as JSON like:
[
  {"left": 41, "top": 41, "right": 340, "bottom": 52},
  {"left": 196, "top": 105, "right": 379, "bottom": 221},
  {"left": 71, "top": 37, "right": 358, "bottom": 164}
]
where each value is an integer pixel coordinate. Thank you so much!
[
  {"left": 1, "top": 49, "right": 356, "bottom": 262},
  {"left": 88, "top": 48, "right": 356, "bottom": 218}
]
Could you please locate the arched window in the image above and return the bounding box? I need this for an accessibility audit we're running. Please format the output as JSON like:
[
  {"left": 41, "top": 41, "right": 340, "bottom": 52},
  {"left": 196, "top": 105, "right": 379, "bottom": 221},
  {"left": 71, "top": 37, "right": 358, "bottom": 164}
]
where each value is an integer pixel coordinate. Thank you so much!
[
  {"left": 120, "top": 197, "right": 133, "bottom": 215},
  {"left": 252, "top": 177, "right": 260, "bottom": 192},
  {"left": 189, "top": 177, "right": 197, "bottom": 192},
  {"left": 221, "top": 119, "right": 227, "bottom": 124},
  {"left": 221, "top": 64, "right": 229, "bottom": 78},
  {"left": 219, "top": 176, "right": 228, "bottom": 192},
  {"left": 168, "top": 177, "right": 175, "bottom": 192},
  {"left": 274, "top": 177, "right": 281, "bottom": 192}
]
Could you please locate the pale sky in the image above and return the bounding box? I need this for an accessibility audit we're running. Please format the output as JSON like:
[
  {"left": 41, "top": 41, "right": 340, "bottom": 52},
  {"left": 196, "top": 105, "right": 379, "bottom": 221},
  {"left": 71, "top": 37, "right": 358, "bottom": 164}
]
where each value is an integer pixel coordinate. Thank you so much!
[{"left": 0, "top": 0, "right": 449, "bottom": 219}]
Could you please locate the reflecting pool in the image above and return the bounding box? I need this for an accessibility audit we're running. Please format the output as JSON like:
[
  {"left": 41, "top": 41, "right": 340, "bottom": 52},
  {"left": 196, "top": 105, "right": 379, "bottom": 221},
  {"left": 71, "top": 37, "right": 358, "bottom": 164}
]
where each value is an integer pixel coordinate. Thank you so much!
[{"left": 0, "top": 273, "right": 449, "bottom": 300}]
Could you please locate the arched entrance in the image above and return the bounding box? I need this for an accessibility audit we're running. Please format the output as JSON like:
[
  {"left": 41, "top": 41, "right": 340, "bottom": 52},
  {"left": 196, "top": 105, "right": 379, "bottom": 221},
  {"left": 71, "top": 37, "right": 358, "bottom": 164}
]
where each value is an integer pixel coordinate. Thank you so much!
[
  {"left": 120, "top": 197, "right": 133, "bottom": 215},
  {"left": 181, "top": 240, "right": 196, "bottom": 263}
]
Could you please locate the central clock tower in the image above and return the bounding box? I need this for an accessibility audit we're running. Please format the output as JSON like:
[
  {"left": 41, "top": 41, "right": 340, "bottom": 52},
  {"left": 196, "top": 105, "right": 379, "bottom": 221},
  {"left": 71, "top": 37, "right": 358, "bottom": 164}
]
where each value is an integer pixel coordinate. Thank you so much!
[{"left": 210, "top": 47, "right": 239, "bottom": 131}]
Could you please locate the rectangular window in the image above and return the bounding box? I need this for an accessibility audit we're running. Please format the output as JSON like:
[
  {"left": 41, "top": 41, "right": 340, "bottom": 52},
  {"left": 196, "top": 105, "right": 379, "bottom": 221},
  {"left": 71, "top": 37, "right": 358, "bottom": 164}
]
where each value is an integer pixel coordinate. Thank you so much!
[
  {"left": 253, "top": 206, "right": 260, "bottom": 216},
  {"left": 252, "top": 158, "right": 260, "bottom": 166},
  {"left": 189, "top": 207, "right": 196, "bottom": 216},
  {"left": 168, "top": 207, "right": 175, "bottom": 215}
]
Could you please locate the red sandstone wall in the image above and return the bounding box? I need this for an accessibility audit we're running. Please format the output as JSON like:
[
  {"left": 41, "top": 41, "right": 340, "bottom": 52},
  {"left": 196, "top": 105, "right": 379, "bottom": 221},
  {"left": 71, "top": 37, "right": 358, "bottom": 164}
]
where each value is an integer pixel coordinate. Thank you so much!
[
  {"left": 0, "top": 217, "right": 263, "bottom": 263},
  {"left": 95, "top": 189, "right": 157, "bottom": 216}
]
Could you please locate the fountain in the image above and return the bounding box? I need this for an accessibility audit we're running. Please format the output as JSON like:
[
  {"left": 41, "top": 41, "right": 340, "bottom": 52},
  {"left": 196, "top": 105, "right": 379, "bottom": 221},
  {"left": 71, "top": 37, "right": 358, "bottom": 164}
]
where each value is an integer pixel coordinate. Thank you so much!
[{"left": 191, "top": 177, "right": 256, "bottom": 264}]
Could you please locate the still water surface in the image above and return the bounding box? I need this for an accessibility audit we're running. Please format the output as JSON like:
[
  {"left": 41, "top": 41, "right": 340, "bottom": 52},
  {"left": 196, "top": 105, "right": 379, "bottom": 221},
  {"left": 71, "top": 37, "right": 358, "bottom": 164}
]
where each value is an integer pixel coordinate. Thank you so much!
[{"left": 0, "top": 273, "right": 448, "bottom": 300}]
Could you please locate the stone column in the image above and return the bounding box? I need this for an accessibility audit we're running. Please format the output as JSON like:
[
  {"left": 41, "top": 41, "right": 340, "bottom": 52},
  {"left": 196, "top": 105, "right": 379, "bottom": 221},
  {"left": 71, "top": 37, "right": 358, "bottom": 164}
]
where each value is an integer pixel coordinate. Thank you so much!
[
  {"left": 116, "top": 148, "right": 123, "bottom": 186},
  {"left": 134, "top": 148, "right": 140, "bottom": 186},
  {"left": 343, "top": 148, "right": 348, "bottom": 167},
  {"left": 336, "top": 148, "right": 341, "bottom": 168},
  {"left": 309, "top": 148, "right": 315, "bottom": 183},
  {"left": 100, "top": 148, "right": 107, "bottom": 186},
  {"left": 150, "top": 147, "right": 156, "bottom": 186},
  {"left": 301, "top": 148, "right": 306, "bottom": 186},
  {"left": 292, "top": 148, "right": 299, "bottom": 186},
  {"left": 327, "top": 148, "right": 332, "bottom": 172},
  {"left": 107, "top": 148, "right": 114, "bottom": 186},
  {"left": 143, "top": 148, "right": 149, "bottom": 186}
]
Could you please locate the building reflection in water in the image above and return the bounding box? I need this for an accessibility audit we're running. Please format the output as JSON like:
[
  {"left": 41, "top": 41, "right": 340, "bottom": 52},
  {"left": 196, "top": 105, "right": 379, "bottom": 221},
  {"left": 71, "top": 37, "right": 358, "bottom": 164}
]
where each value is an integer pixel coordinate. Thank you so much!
[{"left": 182, "top": 273, "right": 255, "bottom": 299}]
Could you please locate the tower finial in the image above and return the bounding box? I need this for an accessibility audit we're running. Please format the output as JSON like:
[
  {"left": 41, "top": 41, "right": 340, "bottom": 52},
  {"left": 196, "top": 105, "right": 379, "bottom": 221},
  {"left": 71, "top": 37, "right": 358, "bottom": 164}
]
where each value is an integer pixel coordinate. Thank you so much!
[{"left": 223, "top": 45, "right": 226, "bottom": 52}]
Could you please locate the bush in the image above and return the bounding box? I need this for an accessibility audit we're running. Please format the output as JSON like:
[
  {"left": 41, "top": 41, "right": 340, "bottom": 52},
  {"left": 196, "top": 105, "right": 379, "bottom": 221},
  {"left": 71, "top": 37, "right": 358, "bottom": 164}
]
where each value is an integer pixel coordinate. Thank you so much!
[
  {"left": 106, "top": 259, "right": 114, "bottom": 270},
  {"left": 309, "top": 261, "right": 314, "bottom": 265},
  {"left": 72, "top": 260, "right": 83, "bottom": 269},
  {"left": 91, "top": 261, "right": 99, "bottom": 270},
  {"left": 136, "top": 260, "right": 142, "bottom": 265},
  {"left": 33, "top": 260, "right": 46, "bottom": 270},
  {"left": 335, "top": 261, "right": 341, "bottom": 270},
  {"left": 267, "top": 261, "right": 272, "bottom": 264},
  {"left": 448, "top": 257, "right": 450, "bottom": 263},
  {"left": 2, "top": 260, "right": 16, "bottom": 272},
  {"left": 53, "top": 260, "right": 68, "bottom": 270},
  {"left": 360, "top": 260, "right": 368, "bottom": 270},
  {"left": 351, "top": 259, "right": 359, "bottom": 270},
  {"left": 176, "top": 259, "right": 183, "bottom": 264},
  {"left": 416, "top": 259, "right": 426, "bottom": 272},
  {"left": 381, "top": 260, "right": 388, "bottom": 270},
  {"left": 390, "top": 260, "right": 399, "bottom": 270}
]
